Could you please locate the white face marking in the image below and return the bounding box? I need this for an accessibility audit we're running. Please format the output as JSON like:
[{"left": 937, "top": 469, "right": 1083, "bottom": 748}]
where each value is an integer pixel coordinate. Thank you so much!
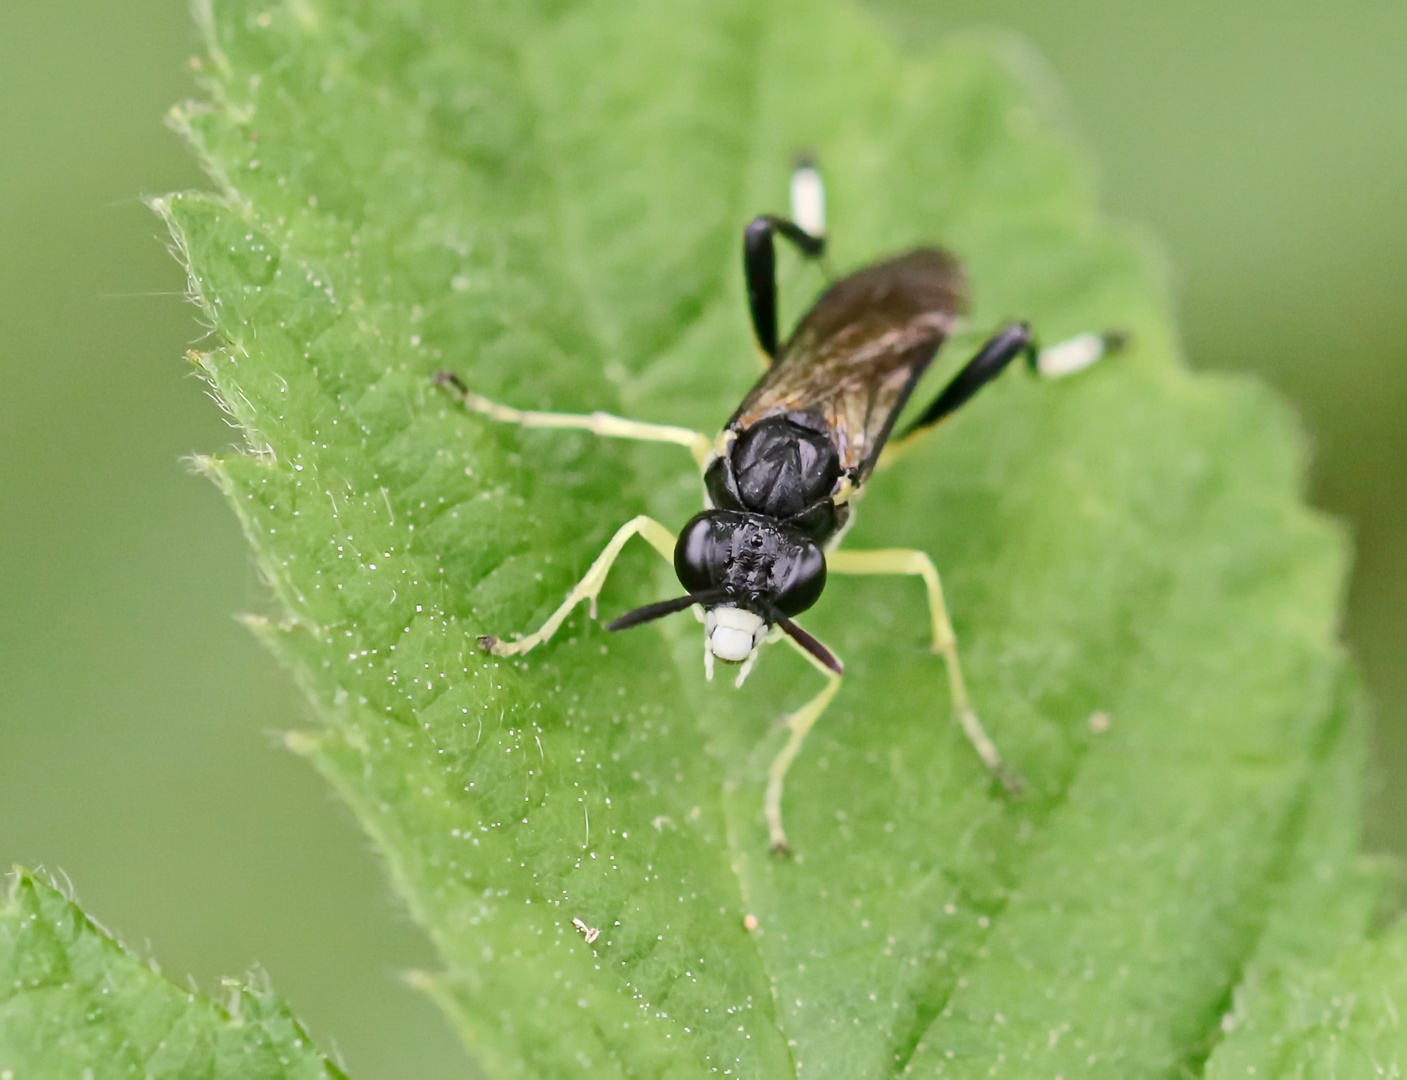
[
  {"left": 789, "top": 164, "right": 826, "bottom": 237},
  {"left": 704, "top": 607, "right": 768, "bottom": 667}
]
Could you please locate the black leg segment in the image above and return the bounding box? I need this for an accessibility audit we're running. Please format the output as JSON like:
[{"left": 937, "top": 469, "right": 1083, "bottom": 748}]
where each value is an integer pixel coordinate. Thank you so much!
[
  {"left": 744, "top": 215, "right": 827, "bottom": 360},
  {"left": 902, "top": 322, "right": 1036, "bottom": 436}
]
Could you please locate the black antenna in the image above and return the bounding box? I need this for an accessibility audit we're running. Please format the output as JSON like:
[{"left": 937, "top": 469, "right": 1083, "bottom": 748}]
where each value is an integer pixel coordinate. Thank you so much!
[
  {"left": 606, "top": 590, "right": 728, "bottom": 632},
  {"left": 773, "top": 614, "right": 843, "bottom": 675}
]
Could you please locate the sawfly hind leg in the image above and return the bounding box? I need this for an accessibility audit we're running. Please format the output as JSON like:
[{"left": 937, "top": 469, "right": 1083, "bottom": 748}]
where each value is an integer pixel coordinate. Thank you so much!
[
  {"left": 788, "top": 154, "right": 827, "bottom": 240},
  {"left": 765, "top": 629, "right": 845, "bottom": 855},
  {"left": 743, "top": 156, "right": 830, "bottom": 363},
  {"left": 1029, "top": 329, "right": 1128, "bottom": 380},
  {"left": 902, "top": 321, "right": 1036, "bottom": 437},
  {"left": 878, "top": 321, "right": 1125, "bottom": 469},
  {"left": 434, "top": 371, "right": 714, "bottom": 467},
  {"left": 479, "top": 515, "right": 676, "bottom": 658},
  {"left": 827, "top": 548, "right": 1024, "bottom": 796}
]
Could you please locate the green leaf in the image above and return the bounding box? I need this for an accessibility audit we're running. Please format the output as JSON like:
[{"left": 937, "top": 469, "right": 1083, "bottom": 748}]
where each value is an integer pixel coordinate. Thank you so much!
[
  {"left": 0, "top": 871, "right": 345, "bottom": 1079},
  {"left": 158, "top": 0, "right": 1382, "bottom": 1075},
  {"left": 1200, "top": 694, "right": 1407, "bottom": 1077},
  {"left": 1205, "top": 918, "right": 1407, "bottom": 1078}
]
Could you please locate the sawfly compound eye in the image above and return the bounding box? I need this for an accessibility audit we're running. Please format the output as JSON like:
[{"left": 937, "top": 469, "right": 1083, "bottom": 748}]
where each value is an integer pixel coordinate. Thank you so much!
[
  {"left": 674, "top": 511, "right": 731, "bottom": 595},
  {"left": 771, "top": 539, "right": 826, "bottom": 618}
]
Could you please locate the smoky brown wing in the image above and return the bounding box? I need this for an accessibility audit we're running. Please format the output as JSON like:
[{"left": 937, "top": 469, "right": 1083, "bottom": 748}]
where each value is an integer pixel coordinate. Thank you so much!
[{"left": 729, "top": 248, "right": 967, "bottom": 477}]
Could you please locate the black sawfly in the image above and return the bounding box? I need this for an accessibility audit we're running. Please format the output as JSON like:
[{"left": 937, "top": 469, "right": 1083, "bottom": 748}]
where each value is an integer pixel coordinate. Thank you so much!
[{"left": 436, "top": 160, "right": 1119, "bottom": 853}]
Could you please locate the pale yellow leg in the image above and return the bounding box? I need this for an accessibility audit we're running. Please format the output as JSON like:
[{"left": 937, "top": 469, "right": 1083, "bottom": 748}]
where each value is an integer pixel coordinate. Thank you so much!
[
  {"left": 765, "top": 632, "right": 845, "bottom": 854},
  {"left": 436, "top": 371, "right": 714, "bottom": 467},
  {"left": 482, "top": 515, "right": 676, "bottom": 658},
  {"left": 827, "top": 548, "right": 1021, "bottom": 793}
]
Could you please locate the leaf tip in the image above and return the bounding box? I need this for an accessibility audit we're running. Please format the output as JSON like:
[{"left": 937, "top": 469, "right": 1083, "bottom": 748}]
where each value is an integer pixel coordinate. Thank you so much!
[
  {"left": 5, "top": 864, "right": 30, "bottom": 901},
  {"left": 236, "top": 611, "right": 271, "bottom": 634},
  {"left": 283, "top": 729, "right": 321, "bottom": 757},
  {"left": 187, "top": 452, "right": 220, "bottom": 477}
]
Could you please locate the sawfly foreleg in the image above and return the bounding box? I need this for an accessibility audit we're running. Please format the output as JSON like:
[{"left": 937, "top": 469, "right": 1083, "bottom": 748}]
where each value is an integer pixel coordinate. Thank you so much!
[
  {"left": 478, "top": 516, "right": 677, "bottom": 658},
  {"left": 765, "top": 628, "right": 845, "bottom": 855},
  {"left": 827, "top": 547, "right": 1023, "bottom": 795}
]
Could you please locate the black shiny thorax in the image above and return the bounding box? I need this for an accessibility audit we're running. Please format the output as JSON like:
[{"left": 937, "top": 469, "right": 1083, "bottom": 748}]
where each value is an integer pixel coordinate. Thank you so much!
[{"left": 704, "top": 409, "right": 850, "bottom": 544}]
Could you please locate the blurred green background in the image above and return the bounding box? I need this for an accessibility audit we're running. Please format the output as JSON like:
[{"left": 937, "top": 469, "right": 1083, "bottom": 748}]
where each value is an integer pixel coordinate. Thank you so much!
[{"left": 2, "top": 2, "right": 1403, "bottom": 1077}]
